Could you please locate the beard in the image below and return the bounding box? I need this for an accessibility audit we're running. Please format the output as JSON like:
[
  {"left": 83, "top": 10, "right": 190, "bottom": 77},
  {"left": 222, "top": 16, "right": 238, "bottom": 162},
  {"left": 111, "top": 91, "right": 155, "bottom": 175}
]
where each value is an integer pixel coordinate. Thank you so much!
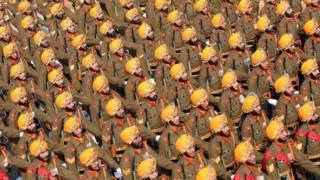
[
  {"left": 285, "top": 11, "right": 294, "bottom": 17},
  {"left": 107, "top": 31, "right": 116, "bottom": 38},
  {"left": 148, "top": 95, "right": 158, "bottom": 101},
  {"left": 132, "top": 19, "right": 142, "bottom": 25},
  {"left": 279, "top": 136, "right": 291, "bottom": 143},
  {"left": 219, "top": 131, "right": 230, "bottom": 137},
  {"left": 132, "top": 141, "right": 143, "bottom": 148},
  {"left": 310, "top": 73, "right": 320, "bottom": 79},
  {"left": 187, "top": 40, "right": 198, "bottom": 46}
]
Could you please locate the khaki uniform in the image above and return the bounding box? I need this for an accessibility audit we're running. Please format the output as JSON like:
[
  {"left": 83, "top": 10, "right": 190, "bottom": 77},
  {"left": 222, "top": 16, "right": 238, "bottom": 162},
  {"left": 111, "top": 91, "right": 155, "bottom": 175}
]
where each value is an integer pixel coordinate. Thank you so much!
[
  {"left": 179, "top": 43, "right": 203, "bottom": 74},
  {"left": 235, "top": 15, "right": 257, "bottom": 44},
  {"left": 277, "top": 17, "right": 301, "bottom": 41},
  {"left": 164, "top": 24, "right": 184, "bottom": 49},
  {"left": 301, "top": 5, "right": 320, "bottom": 23},
  {"left": 303, "top": 36, "right": 320, "bottom": 62},
  {"left": 295, "top": 122, "right": 320, "bottom": 164},
  {"left": 120, "top": 143, "right": 181, "bottom": 180},
  {"left": 80, "top": 165, "right": 112, "bottom": 180},
  {"left": 125, "top": 75, "right": 148, "bottom": 103},
  {"left": 154, "top": 61, "right": 177, "bottom": 92},
  {"left": 257, "top": 33, "right": 278, "bottom": 60},
  {"left": 189, "top": 106, "right": 216, "bottom": 140},
  {"left": 260, "top": 2, "right": 279, "bottom": 24},
  {"left": 199, "top": 62, "right": 224, "bottom": 97},
  {"left": 26, "top": 157, "right": 78, "bottom": 180},
  {"left": 220, "top": 2, "right": 238, "bottom": 28},
  {"left": 225, "top": 49, "right": 250, "bottom": 82},
  {"left": 300, "top": 77, "right": 320, "bottom": 106},
  {"left": 167, "top": 80, "right": 194, "bottom": 111},
  {"left": 137, "top": 99, "right": 165, "bottom": 133},
  {"left": 209, "top": 131, "right": 239, "bottom": 171},
  {"left": 193, "top": 13, "right": 212, "bottom": 38},
  {"left": 220, "top": 89, "right": 243, "bottom": 129},
  {"left": 210, "top": 29, "right": 231, "bottom": 56},
  {"left": 241, "top": 113, "right": 269, "bottom": 151},
  {"left": 178, "top": 150, "right": 231, "bottom": 180},
  {"left": 274, "top": 94, "right": 304, "bottom": 135},
  {"left": 234, "top": 164, "right": 270, "bottom": 180},
  {"left": 274, "top": 50, "right": 303, "bottom": 83},
  {"left": 263, "top": 140, "right": 320, "bottom": 179},
  {"left": 248, "top": 66, "right": 277, "bottom": 103}
]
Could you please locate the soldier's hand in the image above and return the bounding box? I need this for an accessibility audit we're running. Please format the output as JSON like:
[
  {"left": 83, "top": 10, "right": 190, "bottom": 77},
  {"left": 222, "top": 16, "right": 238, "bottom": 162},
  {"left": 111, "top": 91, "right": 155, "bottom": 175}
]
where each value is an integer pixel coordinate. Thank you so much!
[
  {"left": 287, "top": 153, "right": 294, "bottom": 161},
  {"left": 2, "top": 158, "right": 10, "bottom": 168},
  {"left": 114, "top": 168, "right": 122, "bottom": 179},
  {"left": 257, "top": 176, "right": 265, "bottom": 180}
]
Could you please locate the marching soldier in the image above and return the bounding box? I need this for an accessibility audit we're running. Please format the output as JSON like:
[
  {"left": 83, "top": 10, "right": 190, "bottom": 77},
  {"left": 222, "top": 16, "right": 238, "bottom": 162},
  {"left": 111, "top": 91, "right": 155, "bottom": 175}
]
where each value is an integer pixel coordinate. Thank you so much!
[
  {"left": 136, "top": 79, "right": 165, "bottom": 134},
  {"left": 273, "top": 74, "right": 304, "bottom": 135},
  {"left": 225, "top": 32, "right": 250, "bottom": 82},
  {"left": 220, "top": 70, "right": 244, "bottom": 132},
  {"left": 275, "top": 33, "right": 303, "bottom": 85},
  {"left": 303, "top": 19, "right": 320, "bottom": 60},
  {"left": 210, "top": 13, "right": 231, "bottom": 58},
  {"left": 235, "top": 0, "right": 257, "bottom": 47},
  {"left": 25, "top": 139, "right": 79, "bottom": 180},
  {"left": 199, "top": 46, "right": 224, "bottom": 106},
  {"left": 175, "top": 134, "right": 231, "bottom": 179},
  {"left": 167, "top": 63, "right": 195, "bottom": 111},
  {"left": 119, "top": 126, "right": 181, "bottom": 180},
  {"left": 300, "top": 59, "right": 320, "bottom": 106},
  {"left": 208, "top": 114, "right": 239, "bottom": 172},
  {"left": 189, "top": 88, "right": 216, "bottom": 140},
  {"left": 164, "top": 10, "right": 185, "bottom": 50},
  {"left": 220, "top": 0, "right": 238, "bottom": 28},
  {"left": 260, "top": 0, "right": 278, "bottom": 25},
  {"left": 233, "top": 141, "right": 269, "bottom": 179},
  {"left": 263, "top": 116, "right": 320, "bottom": 179},
  {"left": 301, "top": 0, "right": 320, "bottom": 23},
  {"left": 256, "top": 15, "right": 278, "bottom": 61},
  {"left": 241, "top": 93, "right": 269, "bottom": 153},
  {"left": 193, "top": 0, "right": 212, "bottom": 38},
  {"left": 296, "top": 102, "right": 320, "bottom": 165},
  {"left": 146, "top": 0, "right": 172, "bottom": 32}
]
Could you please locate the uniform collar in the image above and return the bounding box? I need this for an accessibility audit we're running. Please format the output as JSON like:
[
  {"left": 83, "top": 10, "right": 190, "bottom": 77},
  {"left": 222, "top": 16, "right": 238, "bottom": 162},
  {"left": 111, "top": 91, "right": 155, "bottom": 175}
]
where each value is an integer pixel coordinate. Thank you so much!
[
  {"left": 87, "top": 170, "right": 99, "bottom": 177},
  {"left": 183, "top": 156, "right": 194, "bottom": 165}
]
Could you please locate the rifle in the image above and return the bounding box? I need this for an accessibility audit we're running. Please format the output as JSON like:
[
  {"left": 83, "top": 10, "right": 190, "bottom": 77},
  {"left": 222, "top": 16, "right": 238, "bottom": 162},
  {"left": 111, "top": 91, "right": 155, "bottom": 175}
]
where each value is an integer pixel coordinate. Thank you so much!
[
  {"left": 219, "top": 141, "right": 226, "bottom": 167},
  {"left": 251, "top": 124, "right": 256, "bottom": 147}
]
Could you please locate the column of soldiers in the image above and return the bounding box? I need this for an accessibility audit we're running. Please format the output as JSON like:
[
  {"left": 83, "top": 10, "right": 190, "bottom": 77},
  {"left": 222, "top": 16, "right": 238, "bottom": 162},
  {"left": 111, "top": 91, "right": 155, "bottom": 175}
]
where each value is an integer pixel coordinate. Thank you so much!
[{"left": 0, "top": 0, "right": 318, "bottom": 179}]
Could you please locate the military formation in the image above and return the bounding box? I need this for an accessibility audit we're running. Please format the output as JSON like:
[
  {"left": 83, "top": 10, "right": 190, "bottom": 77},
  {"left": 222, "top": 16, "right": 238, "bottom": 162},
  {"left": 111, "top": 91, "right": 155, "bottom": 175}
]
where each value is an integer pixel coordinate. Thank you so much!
[{"left": 0, "top": 0, "right": 318, "bottom": 179}]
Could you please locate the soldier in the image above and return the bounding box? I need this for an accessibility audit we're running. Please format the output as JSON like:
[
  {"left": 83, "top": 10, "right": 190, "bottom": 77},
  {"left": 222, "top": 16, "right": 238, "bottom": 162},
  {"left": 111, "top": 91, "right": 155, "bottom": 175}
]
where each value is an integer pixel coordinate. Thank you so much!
[
  {"left": 301, "top": 0, "right": 320, "bottom": 23},
  {"left": 123, "top": 8, "right": 142, "bottom": 43},
  {"left": 102, "top": 97, "right": 157, "bottom": 157},
  {"left": 78, "top": 147, "right": 116, "bottom": 179},
  {"left": 199, "top": 46, "right": 224, "bottom": 106},
  {"left": 179, "top": 27, "right": 204, "bottom": 75},
  {"left": 195, "top": 166, "right": 218, "bottom": 180},
  {"left": 119, "top": 126, "right": 181, "bottom": 179},
  {"left": 235, "top": 0, "right": 257, "bottom": 47},
  {"left": 225, "top": 32, "right": 250, "bottom": 82},
  {"left": 276, "top": 1, "right": 301, "bottom": 43},
  {"left": 300, "top": 59, "right": 320, "bottom": 106},
  {"left": 164, "top": 10, "right": 185, "bottom": 50},
  {"left": 275, "top": 33, "right": 303, "bottom": 85},
  {"left": 263, "top": 116, "right": 320, "bottom": 179},
  {"left": 241, "top": 93, "right": 269, "bottom": 153},
  {"left": 189, "top": 88, "right": 216, "bottom": 140},
  {"left": 220, "top": 70, "right": 244, "bottom": 132},
  {"left": 303, "top": 19, "right": 320, "bottom": 60},
  {"left": 208, "top": 114, "right": 239, "bottom": 172},
  {"left": 256, "top": 15, "right": 278, "bottom": 62},
  {"left": 115, "top": 0, "right": 137, "bottom": 24},
  {"left": 87, "top": 4, "right": 106, "bottom": 38},
  {"left": 167, "top": 63, "right": 195, "bottom": 111},
  {"left": 146, "top": 0, "right": 171, "bottom": 32},
  {"left": 233, "top": 141, "right": 269, "bottom": 179},
  {"left": 220, "top": 0, "right": 238, "bottom": 28},
  {"left": 154, "top": 44, "right": 179, "bottom": 91},
  {"left": 136, "top": 79, "right": 165, "bottom": 134},
  {"left": 260, "top": 0, "right": 278, "bottom": 25},
  {"left": 175, "top": 134, "right": 231, "bottom": 179},
  {"left": 273, "top": 74, "right": 304, "bottom": 135},
  {"left": 25, "top": 139, "right": 79, "bottom": 180},
  {"left": 159, "top": 104, "right": 195, "bottom": 161},
  {"left": 210, "top": 13, "right": 230, "bottom": 58},
  {"left": 136, "top": 157, "right": 170, "bottom": 179},
  {"left": 295, "top": 102, "right": 320, "bottom": 165},
  {"left": 63, "top": 115, "right": 120, "bottom": 174},
  {"left": 248, "top": 48, "right": 277, "bottom": 114},
  {"left": 193, "top": 0, "right": 212, "bottom": 38}
]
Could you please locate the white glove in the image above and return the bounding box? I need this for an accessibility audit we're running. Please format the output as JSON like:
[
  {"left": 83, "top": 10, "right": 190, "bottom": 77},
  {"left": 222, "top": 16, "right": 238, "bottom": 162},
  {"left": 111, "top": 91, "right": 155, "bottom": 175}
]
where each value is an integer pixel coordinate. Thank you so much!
[
  {"left": 267, "top": 99, "right": 278, "bottom": 106},
  {"left": 294, "top": 91, "right": 299, "bottom": 95},
  {"left": 155, "top": 135, "right": 161, "bottom": 141},
  {"left": 114, "top": 168, "right": 122, "bottom": 179},
  {"left": 149, "top": 78, "right": 155, "bottom": 84},
  {"left": 2, "top": 158, "right": 9, "bottom": 168},
  {"left": 231, "top": 175, "right": 235, "bottom": 179},
  {"left": 239, "top": 95, "right": 245, "bottom": 103}
]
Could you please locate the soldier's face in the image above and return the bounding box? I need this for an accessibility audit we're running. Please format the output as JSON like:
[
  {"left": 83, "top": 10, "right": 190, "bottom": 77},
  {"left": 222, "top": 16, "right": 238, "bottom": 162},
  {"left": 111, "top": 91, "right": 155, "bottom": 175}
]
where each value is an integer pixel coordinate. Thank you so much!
[
  {"left": 221, "top": 125, "right": 230, "bottom": 136},
  {"left": 55, "top": 77, "right": 64, "bottom": 87},
  {"left": 18, "top": 72, "right": 26, "bottom": 80},
  {"left": 80, "top": 43, "right": 88, "bottom": 50},
  {"left": 39, "top": 149, "right": 49, "bottom": 161},
  {"left": 97, "top": 13, "right": 104, "bottom": 21},
  {"left": 125, "top": 2, "right": 134, "bottom": 9},
  {"left": 147, "top": 31, "right": 154, "bottom": 40},
  {"left": 231, "top": 81, "right": 239, "bottom": 90},
  {"left": 210, "top": 56, "right": 218, "bottom": 63},
  {"left": 253, "top": 104, "right": 261, "bottom": 113},
  {"left": 201, "top": 7, "right": 209, "bottom": 15},
  {"left": 134, "top": 66, "right": 143, "bottom": 76},
  {"left": 221, "top": 21, "right": 227, "bottom": 29},
  {"left": 73, "top": 126, "right": 83, "bottom": 137},
  {"left": 27, "top": 119, "right": 36, "bottom": 131},
  {"left": 311, "top": 112, "right": 319, "bottom": 121},
  {"left": 246, "top": 5, "right": 253, "bottom": 15},
  {"left": 260, "top": 60, "right": 269, "bottom": 70},
  {"left": 11, "top": 52, "right": 18, "bottom": 59},
  {"left": 180, "top": 71, "right": 188, "bottom": 81},
  {"left": 148, "top": 91, "right": 157, "bottom": 101},
  {"left": 149, "top": 170, "right": 158, "bottom": 180},
  {"left": 238, "top": 42, "right": 245, "bottom": 50},
  {"left": 278, "top": 129, "right": 289, "bottom": 141},
  {"left": 285, "top": 8, "right": 294, "bottom": 17},
  {"left": 185, "top": 146, "right": 195, "bottom": 157},
  {"left": 56, "top": 10, "right": 65, "bottom": 19},
  {"left": 89, "top": 159, "right": 100, "bottom": 171},
  {"left": 170, "top": 115, "right": 180, "bottom": 125},
  {"left": 116, "top": 108, "right": 125, "bottom": 118},
  {"left": 200, "top": 100, "right": 209, "bottom": 110},
  {"left": 100, "top": 85, "right": 110, "bottom": 94},
  {"left": 27, "top": 23, "right": 36, "bottom": 31},
  {"left": 285, "top": 84, "right": 295, "bottom": 95},
  {"left": 163, "top": 54, "right": 171, "bottom": 62},
  {"left": 20, "top": 95, "right": 28, "bottom": 104},
  {"left": 90, "top": 62, "right": 100, "bottom": 72},
  {"left": 287, "top": 44, "right": 296, "bottom": 53},
  {"left": 40, "top": 39, "right": 49, "bottom": 48},
  {"left": 116, "top": 48, "right": 124, "bottom": 56},
  {"left": 2, "top": 34, "right": 11, "bottom": 42},
  {"left": 174, "top": 19, "right": 182, "bottom": 27},
  {"left": 311, "top": 69, "right": 320, "bottom": 78},
  {"left": 67, "top": 24, "right": 76, "bottom": 34},
  {"left": 132, "top": 136, "right": 143, "bottom": 147},
  {"left": 247, "top": 152, "right": 256, "bottom": 165},
  {"left": 66, "top": 100, "right": 76, "bottom": 109}
]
